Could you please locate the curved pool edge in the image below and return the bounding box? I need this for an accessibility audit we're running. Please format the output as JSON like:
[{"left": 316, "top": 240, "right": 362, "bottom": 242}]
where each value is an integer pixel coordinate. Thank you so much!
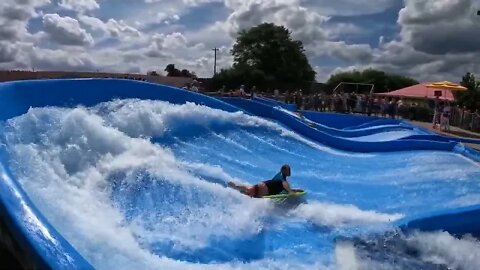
[
  {"left": 221, "top": 97, "right": 459, "bottom": 153},
  {"left": 0, "top": 147, "right": 95, "bottom": 270}
]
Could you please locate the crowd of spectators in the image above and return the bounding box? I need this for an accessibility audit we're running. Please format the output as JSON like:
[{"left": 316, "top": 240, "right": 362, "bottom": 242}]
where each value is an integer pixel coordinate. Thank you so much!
[
  {"left": 207, "top": 84, "right": 480, "bottom": 133},
  {"left": 284, "top": 90, "right": 406, "bottom": 119}
]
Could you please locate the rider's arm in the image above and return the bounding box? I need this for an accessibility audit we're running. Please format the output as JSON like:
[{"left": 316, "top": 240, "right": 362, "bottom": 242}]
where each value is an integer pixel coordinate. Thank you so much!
[{"left": 282, "top": 180, "right": 295, "bottom": 195}]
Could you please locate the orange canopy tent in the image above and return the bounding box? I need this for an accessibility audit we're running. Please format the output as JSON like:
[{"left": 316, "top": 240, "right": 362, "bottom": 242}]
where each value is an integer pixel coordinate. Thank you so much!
[{"left": 376, "top": 83, "right": 456, "bottom": 101}]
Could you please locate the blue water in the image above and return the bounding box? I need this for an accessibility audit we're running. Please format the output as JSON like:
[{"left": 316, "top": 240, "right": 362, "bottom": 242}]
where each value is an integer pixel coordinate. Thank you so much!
[{"left": 2, "top": 99, "right": 480, "bottom": 269}]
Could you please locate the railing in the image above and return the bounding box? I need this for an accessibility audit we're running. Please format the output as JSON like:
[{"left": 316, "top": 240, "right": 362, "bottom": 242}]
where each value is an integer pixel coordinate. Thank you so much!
[{"left": 450, "top": 108, "right": 480, "bottom": 133}]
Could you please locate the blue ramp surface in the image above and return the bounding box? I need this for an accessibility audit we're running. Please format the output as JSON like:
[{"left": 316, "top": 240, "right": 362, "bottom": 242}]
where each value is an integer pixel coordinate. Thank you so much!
[{"left": 1, "top": 79, "right": 480, "bottom": 269}]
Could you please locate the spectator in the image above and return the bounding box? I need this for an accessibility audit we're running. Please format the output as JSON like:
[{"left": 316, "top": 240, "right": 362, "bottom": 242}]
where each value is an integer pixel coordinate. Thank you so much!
[
  {"left": 314, "top": 94, "right": 320, "bottom": 111},
  {"left": 239, "top": 85, "right": 246, "bottom": 96},
  {"left": 366, "top": 96, "right": 373, "bottom": 117},
  {"left": 441, "top": 102, "right": 451, "bottom": 131},
  {"left": 219, "top": 85, "right": 226, "bottom": 95},
  {"left": 250, "top": 85, "right": 257, "bottom": 98},
  {"left": 348, "top": 93, "right": 357, "bottom": 113},
  {"left": 285, "top": 90, "right": 291, "bottom": 103}
]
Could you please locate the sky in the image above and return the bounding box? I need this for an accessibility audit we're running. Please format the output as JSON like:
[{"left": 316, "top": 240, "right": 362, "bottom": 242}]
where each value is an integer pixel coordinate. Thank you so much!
[{"left": 0, "top": 0, "right": 479, "bottom": 82}]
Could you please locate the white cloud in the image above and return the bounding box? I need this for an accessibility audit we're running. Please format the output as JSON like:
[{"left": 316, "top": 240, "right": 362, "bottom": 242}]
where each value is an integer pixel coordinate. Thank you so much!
[
  {"left": 145, "top": 32, "right": 185, "bottom": 58},
  {"left": 58, "top": 0, "right": 99, "bottom": 12},
  {"left": 365, "top": 0, "right": 480, "bottom": 81},
  {"left": 106, "top": 19, "right": 142, "bottom": 38},
  {"left": 320, "top": 42, "right": 373, "bottom": 63},
  {"left": 30, "top": 46, "right": 97, "bottom": 71},
  {"left": 182, "top": 0, "right": 223, "bottom": 6},
  {"left": 398, "top": 0, "right": 480, "bottom": 55},
  {"left": 77, "top": 15, "right": 105, "bottom": 31},
  {"left": 2, "top": 0, "right": 479, "bottom": 83},
  {"left": 146, "top": 0, "right": 222, "bottom": 6},
  {"left": 0, "top": 41, "right": 98, "bottom": 71},
  {"left": 0, "top": 42, "right": 19, "bottom": 63},
  {"left": 78, "top": 15, "right": 142, "bottom": 41},
  {"left": 0, "top": 0, "right": 50, "bottom": 41},
  {"left": 155, "top": 12, "right": 181, "bottom": 25},
  {"left": 42, "top": 13, "right": 94, "bottom": 46},
  {"left": 224, "top": 0, "right": 328, "bottom": 45},
  {"left": 186, "top": 21, "right": 233, "bottom": 48},
  {"left": 303, "top": 0, "right": 398, "bottom": 16},
  {"left": 326, "top": 23, "right": 366, "bottom": 39}
]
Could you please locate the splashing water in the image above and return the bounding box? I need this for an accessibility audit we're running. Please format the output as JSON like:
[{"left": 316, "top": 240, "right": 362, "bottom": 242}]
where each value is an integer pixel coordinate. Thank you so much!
[{"left": 1, "top": 99, "right": 480, "bottom": 269}]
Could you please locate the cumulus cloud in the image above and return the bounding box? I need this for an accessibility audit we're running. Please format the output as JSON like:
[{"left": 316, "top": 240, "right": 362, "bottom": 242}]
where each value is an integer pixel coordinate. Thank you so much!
[
  {"left": 156, "top": 12, "right": 181, "bottom": 23},
  {"left": 1, "top": 0, "right": 479, "bottom": 82},
  {"left": 316, "top": 42, "right": 373, "bottom": 63},
  {"left": 58, "top": 0, "right": 100, "bottom": 12},
  {"left": 0, "top": 0, "right": 50, "bottom": 41},
  {"left": 145, "top": 32, "right": 187, "bottom": 58},
  {"left": 365, "top": 0, "right": 480, "bottom": 81},
  {"left": 398, "top": 0, "right": 480, "bottom": 55},
  {"left": 42, "top": 13, "right": 94, "bottom": 46},
  {"left": 78, "top": 15, "right": 141, "bottom": 40},
  {"left": 0, "top": 42, "right": 18, "bottom": 63},
  {"left": 224, "top": 0, "right": 328, "bottom": 45},
  {"left": 1, "top": 5, "right": 34, "bottom": 21},
  {"left": 29, "top": 46, "right": 97, "bottom": 71},
  {"left": 0, "top": 41, "right": 99, "bottom": 72},
  {"left": 146, "top": 0, "right": 222, "bottom": 6},
  {"left": 303, "top": 0, "right": 398, "bottom": 16},
  {"left": 325, "top": 23, "right": 366, "bottom": 39}
]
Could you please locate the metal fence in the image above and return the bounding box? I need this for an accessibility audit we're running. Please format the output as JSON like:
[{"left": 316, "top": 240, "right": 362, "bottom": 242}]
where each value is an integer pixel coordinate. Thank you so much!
[{"left": 450, "top": 108, "right": 480, "bottom": 132}]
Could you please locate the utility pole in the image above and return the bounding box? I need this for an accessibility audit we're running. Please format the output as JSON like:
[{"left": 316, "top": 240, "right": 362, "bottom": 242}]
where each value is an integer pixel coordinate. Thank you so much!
[{"left": 212, "top": 47, "right": 219, "bottom": 76}]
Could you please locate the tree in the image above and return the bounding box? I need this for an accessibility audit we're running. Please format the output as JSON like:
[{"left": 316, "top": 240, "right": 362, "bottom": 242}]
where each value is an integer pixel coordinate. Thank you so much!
[
  {"left": 181, "top": 69, "right": 197, "bottom": 78},
  {"left": 457, "top": 72, "right": 480, "bottom": 110},
  {"left": 165, "top": 64, "right": 181, "bottom": 77},
  {"left": 231, "top": 23, "right": 315, "bottom": 83},
  {"left": 147, "top": 70, "right": 160, "bottom": 76},
  {"left": 164, "top": 64, "right": 196, "bottom": 78},
  {"left": 326, "top": 69, "right": 418, "bottom": 93}
]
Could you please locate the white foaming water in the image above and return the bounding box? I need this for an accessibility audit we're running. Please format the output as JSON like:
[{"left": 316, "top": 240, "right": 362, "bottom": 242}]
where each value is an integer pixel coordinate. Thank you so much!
[
  {"left": 4, "top": 106, "right": 291, "bottom": 270},
  {"left": 335, "top": 231, "right": 480, "bottom": 270},
  {"left": 95, "top": 99, "right": 373, "bottom": 157},
  {"left": 335, "top": 242, "right": 359, "bottom": 270},
  {"left": 365, "top": 151, "right": 480, "bottom": 184},
  {"left": 292, "top": 202, "right": 403, "bottom": 227},
  {"left": 407, "top": 231, "right": 480, "bottom": 270}
]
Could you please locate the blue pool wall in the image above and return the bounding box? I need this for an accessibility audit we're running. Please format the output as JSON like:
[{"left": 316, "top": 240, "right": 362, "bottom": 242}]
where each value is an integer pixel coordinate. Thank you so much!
[
  {"left": 301, "top": 111, "right": 400, "bottom": 129},
  {"left": 220, "top": 97, "right": 459, "bottom": 153},
  {"left": 397, "top": 204, "right": 480, "bottom": 237},
  {"left": 0, "top": 79, "right": 479, "bottom": 269}
]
